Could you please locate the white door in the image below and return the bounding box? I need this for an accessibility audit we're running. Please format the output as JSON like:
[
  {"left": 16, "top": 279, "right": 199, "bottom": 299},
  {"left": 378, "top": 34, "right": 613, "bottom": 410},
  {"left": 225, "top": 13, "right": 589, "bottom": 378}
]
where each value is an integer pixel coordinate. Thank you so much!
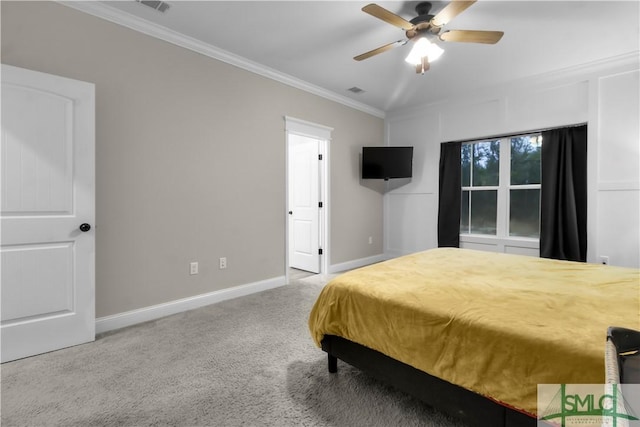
[
  {"left": 288, "top": 134, "right": 320, "bottom": 273},
  {"left": 1, "top": 65, "right": 95, "bottom": 363}
]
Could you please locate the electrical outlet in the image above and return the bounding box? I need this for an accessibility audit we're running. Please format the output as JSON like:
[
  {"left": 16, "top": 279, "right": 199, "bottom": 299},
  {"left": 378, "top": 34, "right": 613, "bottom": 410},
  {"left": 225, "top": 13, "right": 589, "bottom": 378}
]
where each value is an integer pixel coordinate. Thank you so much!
[
  {"left": 219, "top": 257, "right": 227, "bottom": 269},
  {"left": 368, "top": 236, "right": 373, "bottom": 245},
  {"left": 600, "top": 256, "right": 609, "bottom": 265},
  {"left": 190, "top": 262, "right": 199, "bottom": 275}
]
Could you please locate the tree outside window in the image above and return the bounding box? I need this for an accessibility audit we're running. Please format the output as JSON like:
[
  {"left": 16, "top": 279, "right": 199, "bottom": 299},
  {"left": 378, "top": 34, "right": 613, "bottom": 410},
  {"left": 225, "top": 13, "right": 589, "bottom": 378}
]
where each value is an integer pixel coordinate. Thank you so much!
[{"left": 461, "top": 134, "right": 542, "bottom": 239}]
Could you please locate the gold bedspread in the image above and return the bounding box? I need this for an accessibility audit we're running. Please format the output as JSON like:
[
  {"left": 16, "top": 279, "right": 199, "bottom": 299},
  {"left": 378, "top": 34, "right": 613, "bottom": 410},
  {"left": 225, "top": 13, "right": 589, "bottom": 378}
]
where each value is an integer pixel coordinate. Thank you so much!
[{"left": 308, "top": 248, "right": 640, "bottom": 416}]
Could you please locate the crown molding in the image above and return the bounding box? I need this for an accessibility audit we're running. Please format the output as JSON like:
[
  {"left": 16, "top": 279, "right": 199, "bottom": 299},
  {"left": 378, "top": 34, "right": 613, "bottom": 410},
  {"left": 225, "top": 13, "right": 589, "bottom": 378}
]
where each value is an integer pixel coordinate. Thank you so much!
[{"left": 58, "top": 1, "right": 385, "bottom": 119}]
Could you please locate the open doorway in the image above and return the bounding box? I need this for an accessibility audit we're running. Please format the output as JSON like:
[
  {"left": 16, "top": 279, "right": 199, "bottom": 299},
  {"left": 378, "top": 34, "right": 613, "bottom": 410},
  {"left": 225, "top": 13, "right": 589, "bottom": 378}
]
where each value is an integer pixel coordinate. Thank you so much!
[{"left": 284, "top": 117, "right": 332, "bottom": 284}]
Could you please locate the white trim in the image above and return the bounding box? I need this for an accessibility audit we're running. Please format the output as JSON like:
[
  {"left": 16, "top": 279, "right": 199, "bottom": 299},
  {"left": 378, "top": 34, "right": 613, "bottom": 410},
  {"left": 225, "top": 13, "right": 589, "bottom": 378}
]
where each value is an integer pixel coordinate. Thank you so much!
[
  {"left": 598, "top": 181, "right": 640, "bottom": 191},
  {"left": 497, "top": 138, "right": 510, "bottom": 238},
  {"left": 320, "top": 139, "right": 331, "bottom": 276},
  {"left": 329, "top": 254, "right": 386, "bottom": 274},
  {"left": 587, "top": 75, "right": 600, "bottom": 265},
  {"left": 284, "top": 116, "right": 334, "bottom": 140},
  {"left": 95, "top": 276, "right": 285, "bottom": 334},
  {"left": 57, "top": 1, "right": 385, "bottom": 119},
  {"left": 460, "top": 234, "right": 539, "bottom": 248}
]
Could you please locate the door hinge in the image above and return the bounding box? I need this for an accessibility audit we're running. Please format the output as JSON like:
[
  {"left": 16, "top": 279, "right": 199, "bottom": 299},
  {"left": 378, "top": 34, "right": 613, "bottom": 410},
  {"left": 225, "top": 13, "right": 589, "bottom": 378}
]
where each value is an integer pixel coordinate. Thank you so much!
[
  {"left": 318, "top": 154, "right": 323, "bottom": 160},
  {"left": 319, "top": 202, "right": 323, "bottom": 208},
  {"left": 319, "top": 248, "right": 323, "bottom": 255}
]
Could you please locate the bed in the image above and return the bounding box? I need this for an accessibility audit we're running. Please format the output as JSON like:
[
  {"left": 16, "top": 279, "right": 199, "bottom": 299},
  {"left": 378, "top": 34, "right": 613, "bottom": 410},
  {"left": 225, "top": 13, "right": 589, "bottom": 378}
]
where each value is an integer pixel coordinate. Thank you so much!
[{"left": 308, "top": 248, "right": 640, "bottom": 427}]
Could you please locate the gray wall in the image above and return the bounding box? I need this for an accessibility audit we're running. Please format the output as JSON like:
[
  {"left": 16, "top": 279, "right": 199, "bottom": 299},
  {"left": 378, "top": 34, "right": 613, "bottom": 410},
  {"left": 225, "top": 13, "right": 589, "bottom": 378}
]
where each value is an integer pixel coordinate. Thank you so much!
[{"left": 1, "top": 1, "right": 384, "bottom": 317}]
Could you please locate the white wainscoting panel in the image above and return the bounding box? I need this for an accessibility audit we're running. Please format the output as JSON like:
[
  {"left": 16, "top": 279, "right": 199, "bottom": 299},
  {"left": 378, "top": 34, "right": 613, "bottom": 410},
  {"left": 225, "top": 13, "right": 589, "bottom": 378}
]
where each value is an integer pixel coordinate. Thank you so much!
[
  {"left": 504, "top": 245, "right": 539, "bottom": 257},
  {"left": 597, "top": 189, "right": 640, "bottom": 268},
  {"left": 385, "top": 193, "right": 437, "bottom": 257},
  {"left": 598, "top": 70, "right": 640, "bottom": 184},
  {"left": 441, "top": 99, "right": 502, "bottom": 142},
  {"left": 506, "top": 81, "right": 588, "bottom": 132},
  {"left": 460, "top": 237, "right": 539, "bottom": 256},
  {"left": 595, "top": 69, "right": 639, "bottom": 268},
  {"left": 460, "top": 241, "right": 501, "bottom": 252}
]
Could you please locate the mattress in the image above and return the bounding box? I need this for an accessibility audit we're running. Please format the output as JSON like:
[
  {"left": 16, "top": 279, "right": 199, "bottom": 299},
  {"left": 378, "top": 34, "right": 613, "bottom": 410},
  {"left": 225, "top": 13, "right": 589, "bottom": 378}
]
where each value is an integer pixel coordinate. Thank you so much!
[{"left": 308, "top": 248, "right": 640, "bottom": 415}]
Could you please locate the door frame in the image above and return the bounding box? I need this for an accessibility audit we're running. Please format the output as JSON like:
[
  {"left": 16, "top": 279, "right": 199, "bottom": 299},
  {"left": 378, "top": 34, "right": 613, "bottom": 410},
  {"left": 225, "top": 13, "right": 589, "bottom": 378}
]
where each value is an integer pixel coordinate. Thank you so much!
[{"left": 284, "top": 116, "right": 332, "bottom": 283}]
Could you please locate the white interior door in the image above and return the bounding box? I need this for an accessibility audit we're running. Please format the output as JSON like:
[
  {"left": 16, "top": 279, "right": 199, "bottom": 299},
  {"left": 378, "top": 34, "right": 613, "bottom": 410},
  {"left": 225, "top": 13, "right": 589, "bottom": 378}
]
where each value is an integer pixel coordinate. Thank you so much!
[
  {"left": 288, "top": 134, "right": 320, "bottom": 273},
  {"left": 1, "top": 64, "right": 95, "bottom": 363}
]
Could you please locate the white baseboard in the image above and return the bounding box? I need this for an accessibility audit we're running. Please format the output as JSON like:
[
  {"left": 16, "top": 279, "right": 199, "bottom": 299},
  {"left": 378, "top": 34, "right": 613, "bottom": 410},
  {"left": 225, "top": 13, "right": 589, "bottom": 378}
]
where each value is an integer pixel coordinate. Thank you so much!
[
  {"left": 96, "top": 254, "right": 387, "bottom": 335},
  {"left": 329, "top": 254, "right": 386, "bottom": 274},
  {"left": 95, "top": 276, "right": 286, "bottom": 334}
]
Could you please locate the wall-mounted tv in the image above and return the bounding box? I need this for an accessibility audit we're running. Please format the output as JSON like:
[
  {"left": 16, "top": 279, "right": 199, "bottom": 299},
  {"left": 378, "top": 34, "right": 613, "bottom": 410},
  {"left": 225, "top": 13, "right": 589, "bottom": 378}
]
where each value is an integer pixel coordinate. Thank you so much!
[{"left": 362, "top": 146, "right": 413, "bottom": 180}]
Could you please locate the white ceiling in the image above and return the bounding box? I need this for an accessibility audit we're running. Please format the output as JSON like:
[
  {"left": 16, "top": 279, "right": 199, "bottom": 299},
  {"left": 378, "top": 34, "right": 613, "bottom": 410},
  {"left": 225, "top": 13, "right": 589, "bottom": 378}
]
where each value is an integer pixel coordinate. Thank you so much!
[{"left": 97, "top": 1, "right": 639, "bottom": 114}]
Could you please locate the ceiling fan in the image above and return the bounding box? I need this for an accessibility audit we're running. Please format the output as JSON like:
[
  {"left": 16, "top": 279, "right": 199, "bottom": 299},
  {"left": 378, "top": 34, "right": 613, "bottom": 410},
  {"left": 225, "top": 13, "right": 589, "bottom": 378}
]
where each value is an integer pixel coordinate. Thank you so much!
[{"left": 354, "top": 1, "right": 504, "bottom": 74}]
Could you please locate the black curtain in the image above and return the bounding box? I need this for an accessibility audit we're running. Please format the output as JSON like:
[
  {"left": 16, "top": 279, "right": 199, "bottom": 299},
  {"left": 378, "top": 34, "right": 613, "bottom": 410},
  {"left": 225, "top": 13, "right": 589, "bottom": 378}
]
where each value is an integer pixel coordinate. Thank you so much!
[
  {"left": 437, "top": 142, "right": 462, "bottom": 247},
  {"left": 540, "top": 124, "right": 588, "bottom": 262}
]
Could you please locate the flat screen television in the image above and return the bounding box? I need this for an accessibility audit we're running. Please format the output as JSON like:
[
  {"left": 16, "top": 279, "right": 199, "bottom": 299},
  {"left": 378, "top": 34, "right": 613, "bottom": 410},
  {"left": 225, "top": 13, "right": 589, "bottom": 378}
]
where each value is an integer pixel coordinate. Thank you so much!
[{"left": 362, "top": 146, "right": 413, "bottom": 180}]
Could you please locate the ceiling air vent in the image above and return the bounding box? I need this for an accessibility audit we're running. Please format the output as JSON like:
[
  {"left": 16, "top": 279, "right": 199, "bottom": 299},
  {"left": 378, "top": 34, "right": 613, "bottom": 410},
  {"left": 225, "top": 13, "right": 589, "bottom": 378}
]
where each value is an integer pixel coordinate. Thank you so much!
[
  {"left": 135, "top": 0, "right": 171, "bottom": 13},
  {"left": 348, "top": 87, "right": 365, "bottom": 94}
]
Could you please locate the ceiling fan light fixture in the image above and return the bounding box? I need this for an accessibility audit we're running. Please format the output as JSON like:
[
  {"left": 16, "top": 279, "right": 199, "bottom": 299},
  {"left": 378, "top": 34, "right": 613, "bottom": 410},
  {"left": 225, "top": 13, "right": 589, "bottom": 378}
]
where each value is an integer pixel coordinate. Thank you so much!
[{"left": 404, "top": 37, "right": 444, "bottom": 65}]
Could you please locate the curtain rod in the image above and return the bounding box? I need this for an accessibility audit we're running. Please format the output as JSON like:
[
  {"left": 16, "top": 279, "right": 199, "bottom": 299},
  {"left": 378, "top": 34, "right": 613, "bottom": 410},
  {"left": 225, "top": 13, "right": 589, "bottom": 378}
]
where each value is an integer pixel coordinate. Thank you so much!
[{"left": 443, "top": 122, "right": 588, "bottom": 145}]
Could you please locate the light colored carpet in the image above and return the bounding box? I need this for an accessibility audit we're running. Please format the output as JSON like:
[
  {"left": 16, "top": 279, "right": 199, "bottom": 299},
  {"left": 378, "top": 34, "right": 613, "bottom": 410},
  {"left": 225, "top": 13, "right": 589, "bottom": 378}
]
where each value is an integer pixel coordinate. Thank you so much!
[{"left": 1, "top": 276, "right": 467, "bottom": 427}]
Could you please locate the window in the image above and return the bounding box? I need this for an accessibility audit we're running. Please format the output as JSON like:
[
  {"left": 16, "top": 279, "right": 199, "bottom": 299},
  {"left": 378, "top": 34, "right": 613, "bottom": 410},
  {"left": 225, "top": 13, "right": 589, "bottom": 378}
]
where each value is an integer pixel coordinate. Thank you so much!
[{"left": 460, "top": 134, "right": 542, "bottom": 239}]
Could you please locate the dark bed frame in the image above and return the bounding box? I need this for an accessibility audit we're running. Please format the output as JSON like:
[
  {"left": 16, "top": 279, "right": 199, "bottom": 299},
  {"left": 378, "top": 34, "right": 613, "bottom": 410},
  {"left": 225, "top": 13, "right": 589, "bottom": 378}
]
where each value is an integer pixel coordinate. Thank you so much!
[{"left": 321, "top": 335, "right": 537, "bottom": 427}]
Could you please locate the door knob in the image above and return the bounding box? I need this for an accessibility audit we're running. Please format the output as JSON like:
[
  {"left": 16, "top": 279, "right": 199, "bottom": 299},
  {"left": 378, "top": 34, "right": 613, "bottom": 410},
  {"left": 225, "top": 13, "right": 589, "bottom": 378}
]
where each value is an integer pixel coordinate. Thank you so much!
[
  {"left": 288, "top": 211, "right": 293, "bottom": 215},
  {"left": 79, "top": 223, "right": 91, "bottom": 232}
]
